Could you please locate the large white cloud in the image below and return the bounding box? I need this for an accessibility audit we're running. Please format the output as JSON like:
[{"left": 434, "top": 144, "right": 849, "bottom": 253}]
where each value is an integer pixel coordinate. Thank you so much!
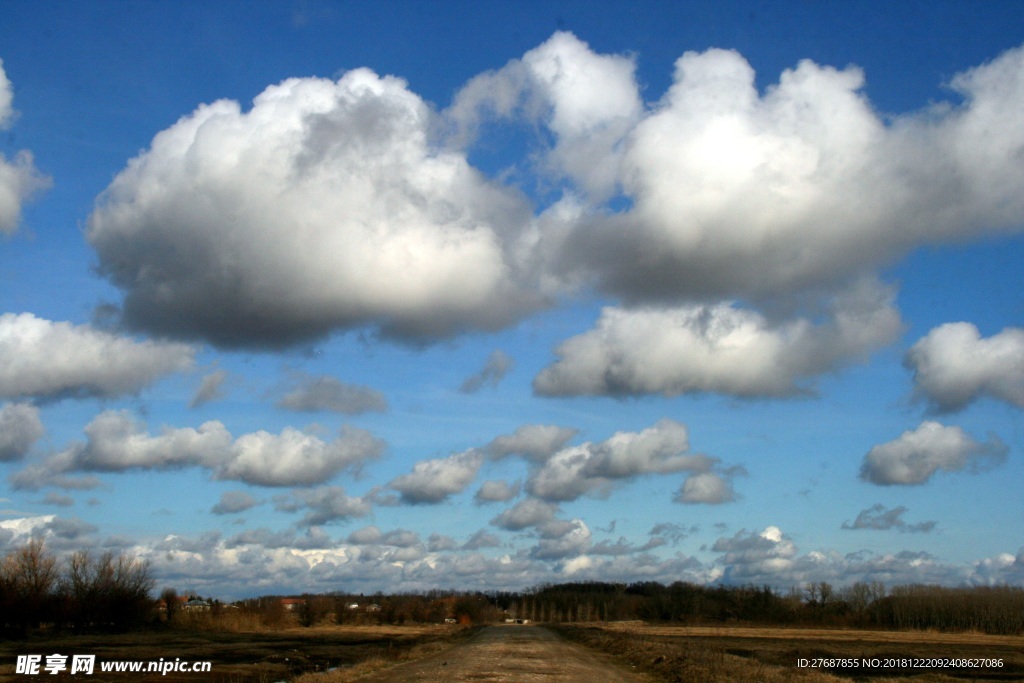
[
  {"left": 388, "top": 450, "right": 483, "bottom": 504},
  {"left": 11, "top": 410, "right": 384, "bottom": 489},
  {"left": 0, "top": 313, "right": 194, "bottom": 401},
  {"left": 860, "top": 421, "right": 1008, "bottom": 486},
  {"left": 0, "top": 59, "right": 49, "bottom": 235},
  {"left": 485, "top": 424, "right": 579, "bottom": 463},
  {"left": 905, "top": 323, "right": 1024, "bottom": 412},
  {"left": 276, "top": 372, "right": 387, "bottom": 415},
  {"left": 0, "top": 403, "right": 43, "bottom": 461},
  {"left": 552, "top": 43, "right": 1024, "bottom": 304},
  {"left": 450, "top": 31, "right": 641, "bottom": 202},
  {"left": 525, "top": 419, "right": 717, "bottom": 502},
  {"left": 218, "top": 426, "right": 383, "bottom": 487},
  {"left": 535, "top": 280, "right": 900, "bottom": 397},
  {"left": 675, "top": 471, "right": 738, "bottom": 505},
  {"left": 490, "top": 498, "right": 558, "bottom": 531},
  {"left": 87, "top": 68, "right": 539, "bottom": 348}
]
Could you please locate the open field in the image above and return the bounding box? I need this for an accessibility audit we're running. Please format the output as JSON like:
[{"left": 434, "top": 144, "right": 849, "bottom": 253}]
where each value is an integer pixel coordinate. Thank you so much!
[
  {"left": 0, "top": 624, "right": 470, "bottom": 682},
  {"left": 556, "top": 622, "right": 1024, "bottom": 683}
]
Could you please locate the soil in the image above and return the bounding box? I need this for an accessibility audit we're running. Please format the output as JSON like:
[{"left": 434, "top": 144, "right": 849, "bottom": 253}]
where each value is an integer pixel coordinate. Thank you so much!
[{"left": 355, "top": 624, "right": 654, "bottom": 683}]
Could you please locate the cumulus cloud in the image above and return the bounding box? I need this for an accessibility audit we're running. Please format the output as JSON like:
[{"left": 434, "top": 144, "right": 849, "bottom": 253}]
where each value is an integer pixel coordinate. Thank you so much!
[
  {"left": 215, "top": 425, "right": 385, "bottom": 487},
  {"left": 388, "top": 450, "right": 483, "bottom": 504},
  {"left": 552, "top": 42, "right": 1024, "bottom": 305},
  {"left": 276, "top": 372, "right": 387, "bottom": 414},
  {"left": 842, "top": 504, "right": 937, "bottom": 533},
  {"left": 190, "top": 369, "right": 229, "bottom": 408},
  {"left": 531, "top": 518, "right": 591, "bottom": 559},
  {"left": 860, "top": 421, "right": 1008, "bottom": 486},
  {"left": 12, "top": 411, "right": 384, "bottom": 489},
  {"left": 0, "top": 313, "right": 194, "bottom": 401},
  {"left": 459, "top": 349, "right": 514, "bottom": 393},
  {"left": 905, "top": 323, "right": 1024, "bottom": 412},
  {"left": 450, "top": 32, "right": 641, "bottom": 202},
  {"left": 0, "top": 403, "right": 43, "bottom": 461},
  {"left": 427, "top": 533, "right": 458, "bottom": 552},
  {"left": 675, "top": 471, "right": 739, "bottom": 505},
  {"left": 226, "top": 526, "right": 333, "bottom": 550},
  {"left": 211, "top": 491, "right": 260, "bottom": 515},
  {"left": 474, "top": 479, "right": 520, "bottom": 504},
  {"left": 526, "top": 419, "right": 717, "bottom": 502},
  {"left": 346, "top": 525, "right": 382, "bottom": 545},
  {"left": 485, "top": 424, "right": 578, "bottom": 463},
  {"left": 287, "top": 486, "right": 373, "bottom": 526},
  {"left": 462, "top": 529, "right": 501, "bottom": 550},
  {"left": 0, "top": 59, "right": 50, "bottom": 235},
  {"left": 87, "top": 68, "right": 539, "bottom": 349},
  {"left": 534, "top": 280, "right": 901, "bottom": 397},
  {"left": 490, "top": 498, "right": 558, "bottom": 531},
  {"left": 712, "top": 526, "right": 799, "bottom": 583},
  {"left": 648, "top": 522, "right": 698, "bottom": 546}
]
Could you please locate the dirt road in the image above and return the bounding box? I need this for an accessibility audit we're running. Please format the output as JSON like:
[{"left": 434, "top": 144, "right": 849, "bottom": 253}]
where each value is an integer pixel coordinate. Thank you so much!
[{"left": 356, "top": 624, "right": 652, "bottom": 682}]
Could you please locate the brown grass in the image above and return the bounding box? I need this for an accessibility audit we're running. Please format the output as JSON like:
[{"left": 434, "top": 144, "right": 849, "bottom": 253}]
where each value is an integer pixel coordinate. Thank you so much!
[
  {"left": 555, "top": 622, "right": 1024, "bottom": 683},
  {"left": 0, "top": 623, "right": 468, "bottom": 683}
]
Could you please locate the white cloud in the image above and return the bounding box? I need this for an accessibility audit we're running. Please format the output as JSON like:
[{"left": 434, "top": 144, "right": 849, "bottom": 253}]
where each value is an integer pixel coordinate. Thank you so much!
[
  {"left": 388, "top": 450, "right": 483, "bottom": 504},
  {"left": 486, "top": 424, "right": 579, "bottom": 463},
  {"left": 474, "top": 479, "right": 520, "bottom": 504},
  {"left": 0, "top": 403, "right": 43, "bottom": 461},
  {"left": 217, "top": 425, "right": 385, "bottom": 487},
  {"left": 211, "top": 491, "right": 260, "bottom": 515},
  {"left": 462, "top": 529, "right": 501, "bottom": 550},
  {"left": 0, "top": 313, "right": 195, "bottom": 401},
  {"left": 459, "top": 349, "right": 514, "bottom": 393},
  {"left": 675, "top": 471, "right": 737, "bottom": 505},
  {"left": 531, "top": 518, "right": 591, "bottom": 559},
  {"left": 553, "top": 42, "right": 1024, "bottom": 305},
  {"left": 449, "top": 32, "right": 640, "bottom": 202},
  {"left": 860, "top": 421, "right": 1008, "bottom": 486},
  {"left": 526, "top": 419, "right": 717, "bottom": 502},
  {"left": 906, "top": 323, "right": 1024, "bottom": 412},
  {"left": 12, "top": 411, "right": 384, "bottom": 489},
  {"left": 841, "top": 504, "right": 936, "bottom": 533},
  {"left": 0, "top": 59, "right": 12, "bottom": 127},
  {"left": 288, "top": 486, "right": 373, "bottom": 526},
  {"left": 190, "top": 369, "right": 229, "bottom": 408},
  {"left": 534, "top": 280, "right": 901, "bottom": 397},
  {"left": 0, "top": 59, "right": 49, "bottom": 235},
  {"left": 347, "top": 525, "right": 382, "bottom": 545},
  {"left": 87, "top": 68, "right": 539, "bottom": 348},
  {"left": 277, "top": 372, "right": 387, "bottom": 414},
  {"left": 490, "top": 498, "right": 558, "bottom": 531}
]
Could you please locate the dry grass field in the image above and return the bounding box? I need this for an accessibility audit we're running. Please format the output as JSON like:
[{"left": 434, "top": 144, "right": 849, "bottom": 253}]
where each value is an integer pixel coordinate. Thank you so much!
[
  {"left": 0, "top": 624, "right": 470, "bottom": 682},
  {"left": 556, "top": 622, "right": 1024, "bottom": 683}
]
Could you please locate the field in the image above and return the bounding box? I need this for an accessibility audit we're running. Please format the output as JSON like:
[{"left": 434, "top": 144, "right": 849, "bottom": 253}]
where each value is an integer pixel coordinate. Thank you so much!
[
  {"left": 556, "top": 622, "right": 1024, "bottom": 683},
  {"left": 0, "top": 624, "right": 470, "bottom": 682},
  {"left": 3, "top": 622, "right": 1021, "bottom": 682}
]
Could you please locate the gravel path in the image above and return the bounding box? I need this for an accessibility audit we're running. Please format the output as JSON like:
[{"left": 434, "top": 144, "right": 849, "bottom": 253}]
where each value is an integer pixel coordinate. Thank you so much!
[{"left": 355, "top": 625, "right": 651, "bottom": 682}]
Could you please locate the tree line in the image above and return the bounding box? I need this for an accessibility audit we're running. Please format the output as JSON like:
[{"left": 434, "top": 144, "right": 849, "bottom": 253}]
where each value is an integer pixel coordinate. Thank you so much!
[
  {"left": 0, "top": 539, "right": 153, "bottom": 637},
  {"left": 3, "top": 539, "right": 1022, "bottom": 636},
  {"left": 503, "top": 580, "right": 1024, "bottom": 634}
]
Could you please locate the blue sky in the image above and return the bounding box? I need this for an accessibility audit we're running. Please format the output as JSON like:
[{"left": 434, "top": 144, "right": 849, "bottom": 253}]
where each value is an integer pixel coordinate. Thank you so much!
[{"left": 0, "top": 1, "right": 1022, "bottom": 599}]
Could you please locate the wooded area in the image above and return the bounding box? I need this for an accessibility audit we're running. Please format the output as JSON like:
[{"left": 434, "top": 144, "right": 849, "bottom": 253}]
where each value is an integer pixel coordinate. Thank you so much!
[{"left": 3, "top": 540, "right": 1022, "bottom": 637}]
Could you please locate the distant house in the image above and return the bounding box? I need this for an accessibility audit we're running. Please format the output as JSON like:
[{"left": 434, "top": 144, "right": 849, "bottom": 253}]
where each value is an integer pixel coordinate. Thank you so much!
[
  {"left": 346, "top": 602, "right": 381, "bottom": 612},
  {"left": 280, "top": 598, "right": 306, "bottom": 611},
  {"left": 184, "top": 598, "right": 210, "bottom": 612}
]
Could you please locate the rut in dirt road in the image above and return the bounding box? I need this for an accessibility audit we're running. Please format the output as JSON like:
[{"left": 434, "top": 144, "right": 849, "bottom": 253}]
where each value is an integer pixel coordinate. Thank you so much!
[{"left": 356, "top": 625, "right": 651, "bottom": 682}]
